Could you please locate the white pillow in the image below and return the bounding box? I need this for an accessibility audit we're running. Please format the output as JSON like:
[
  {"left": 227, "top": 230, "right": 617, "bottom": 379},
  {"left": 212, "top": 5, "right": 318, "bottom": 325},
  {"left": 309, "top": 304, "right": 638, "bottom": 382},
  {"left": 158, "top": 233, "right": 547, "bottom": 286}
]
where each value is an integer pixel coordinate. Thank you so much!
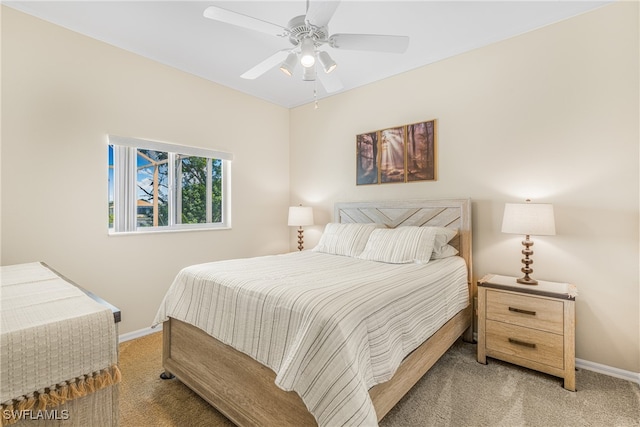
[
  {"left": 312, "top": 223, "right": 379, "bottom": 257},
  {"left": 431, "top": 244, "right": 459, "bottom": 259},
  {"left": 430, "top": 227, "right": 458, "bottom": 258},
  {"left": 357, "top": 226, "right": 438, "bottom": 264}
]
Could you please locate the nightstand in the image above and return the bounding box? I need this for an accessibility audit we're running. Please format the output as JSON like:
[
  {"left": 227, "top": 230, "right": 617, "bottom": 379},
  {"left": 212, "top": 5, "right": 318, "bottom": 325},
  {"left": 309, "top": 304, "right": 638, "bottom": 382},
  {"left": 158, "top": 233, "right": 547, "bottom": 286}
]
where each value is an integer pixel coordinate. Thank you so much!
[{"left": 477, "top": 274, "right": 577, "bottom": 391}]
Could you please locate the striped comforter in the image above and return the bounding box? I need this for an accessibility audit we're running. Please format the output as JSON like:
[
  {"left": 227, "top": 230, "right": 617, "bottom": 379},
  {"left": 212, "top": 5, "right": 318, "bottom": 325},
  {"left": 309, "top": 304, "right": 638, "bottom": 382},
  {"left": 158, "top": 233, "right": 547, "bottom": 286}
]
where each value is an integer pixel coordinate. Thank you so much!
[{"left": 153, "top": 251, "right": 469, "bottom": 426}]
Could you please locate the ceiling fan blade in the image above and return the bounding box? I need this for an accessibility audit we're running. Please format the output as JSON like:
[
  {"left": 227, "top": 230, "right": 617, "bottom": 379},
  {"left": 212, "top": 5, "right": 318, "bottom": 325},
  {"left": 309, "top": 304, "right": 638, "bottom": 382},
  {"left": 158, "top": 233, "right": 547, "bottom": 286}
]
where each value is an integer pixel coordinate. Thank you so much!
[
  {"left": 203, "top": 6, "right": 287, "bottom": 36},
  {"left": 305, "top": 1, "right": 341, "bottom": 28},
  {"left": 317, "top": 68, "right": 343, "bottom": 93},
  {"left": 329, "top": 34, "right": 409, "bottom": 53},
  {"left": 241, "top": 50, "right": 291, "bottom": 80}
]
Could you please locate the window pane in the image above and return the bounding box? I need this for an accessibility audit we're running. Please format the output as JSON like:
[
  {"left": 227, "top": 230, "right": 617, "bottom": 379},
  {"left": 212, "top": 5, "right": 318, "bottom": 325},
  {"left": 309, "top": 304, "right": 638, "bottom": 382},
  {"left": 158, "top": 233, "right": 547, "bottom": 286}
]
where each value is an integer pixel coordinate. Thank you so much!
[
  {"left": 108, "top": 135, "right": 231, "bottom": 233},
  {"left": 211, "top": 159, "right": 223, "bottom": 223},
  {"left": 108, "top": 145, "right": 114, "bottom": 229},
  {"left": 178, "top": 155, "right": 207, "bottom": 224},
  {"left": 137, "top": 149, "right": 168, "bottom": 227}
]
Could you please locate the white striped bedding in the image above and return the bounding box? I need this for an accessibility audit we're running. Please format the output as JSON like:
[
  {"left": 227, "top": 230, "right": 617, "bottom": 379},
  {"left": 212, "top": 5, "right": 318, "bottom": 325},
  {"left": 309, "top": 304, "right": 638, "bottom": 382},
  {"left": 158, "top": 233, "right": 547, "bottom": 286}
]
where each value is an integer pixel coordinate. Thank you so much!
[{"left": 153, "top": 251, "right": 469, "bottom": 427}]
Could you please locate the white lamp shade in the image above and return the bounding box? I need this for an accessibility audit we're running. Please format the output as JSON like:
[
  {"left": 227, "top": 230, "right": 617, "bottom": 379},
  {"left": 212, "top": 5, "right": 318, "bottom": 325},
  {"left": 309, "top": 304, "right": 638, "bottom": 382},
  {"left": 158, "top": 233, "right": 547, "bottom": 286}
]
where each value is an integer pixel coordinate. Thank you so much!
[
  {"left": 288, "top": 206, "right": 314, "bottom": 227},
  {"left": 300, "top": 38, "right": 316, "bottom": 67},
  {"left": 279, "top": 52, "right": 298, "bottom": 77},
  {"left": 502, "top": 203, "right": 556, "bottom": 236},
  {"left": 318, "top": 51, "right": 337, "bottom": 73},
  {"left": 302, "top": 64, "right": 316, "bottom": 81}
]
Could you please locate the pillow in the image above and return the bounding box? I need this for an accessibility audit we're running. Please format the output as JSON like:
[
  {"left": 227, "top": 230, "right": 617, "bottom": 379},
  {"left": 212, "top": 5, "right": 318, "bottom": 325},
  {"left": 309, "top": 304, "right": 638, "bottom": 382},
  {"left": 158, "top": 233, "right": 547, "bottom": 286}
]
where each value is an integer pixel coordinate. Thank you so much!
[
  {"left": 430, "top": 227, "right": 458, "bottom": 258},
  {"left": 312, "top": 223, "right": 379, "bottom": 257},
  {"left": 431, "top": 244, "right": 459, "bottom": 259},
  {"left": 356, "top": 226, "right": 438, "bottom": 264}
]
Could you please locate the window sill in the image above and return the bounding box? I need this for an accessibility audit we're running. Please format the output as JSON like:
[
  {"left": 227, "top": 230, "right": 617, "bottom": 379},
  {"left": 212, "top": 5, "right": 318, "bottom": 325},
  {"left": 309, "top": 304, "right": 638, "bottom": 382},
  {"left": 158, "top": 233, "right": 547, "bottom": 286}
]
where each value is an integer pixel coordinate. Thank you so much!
[{"left": 108, "top": 224, "right": 231, "bottom": 236}]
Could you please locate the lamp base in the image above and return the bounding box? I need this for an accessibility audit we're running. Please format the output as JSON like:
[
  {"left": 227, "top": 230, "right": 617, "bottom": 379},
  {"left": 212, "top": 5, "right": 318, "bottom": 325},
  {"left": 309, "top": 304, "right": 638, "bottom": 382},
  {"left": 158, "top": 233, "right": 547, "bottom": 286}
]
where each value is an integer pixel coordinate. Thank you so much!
[
  {"left": 516, "top": 276, "right": 538, "bottom": 285},
  {"left": 517, "top": 235, "right": 538, "bottom": 285},
  {"left": 297, "top": 227, "right": 304, "bottom": 251}
]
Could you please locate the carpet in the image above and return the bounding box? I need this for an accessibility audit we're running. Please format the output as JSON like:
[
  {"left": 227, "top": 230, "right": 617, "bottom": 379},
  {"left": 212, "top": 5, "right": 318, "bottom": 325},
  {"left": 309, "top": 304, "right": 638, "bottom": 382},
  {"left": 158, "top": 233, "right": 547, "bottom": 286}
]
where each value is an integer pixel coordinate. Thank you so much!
[{"left": 119, "top": 331, "right": 640, "bottom": 426}]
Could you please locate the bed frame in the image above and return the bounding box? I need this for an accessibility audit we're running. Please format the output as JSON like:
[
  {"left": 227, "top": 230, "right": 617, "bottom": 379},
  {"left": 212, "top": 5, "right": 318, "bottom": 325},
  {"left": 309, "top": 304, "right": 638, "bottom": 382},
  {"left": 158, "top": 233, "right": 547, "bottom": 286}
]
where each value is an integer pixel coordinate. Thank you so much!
[{"left": 161, "top": 198, "right": 473, "bottom": 426}]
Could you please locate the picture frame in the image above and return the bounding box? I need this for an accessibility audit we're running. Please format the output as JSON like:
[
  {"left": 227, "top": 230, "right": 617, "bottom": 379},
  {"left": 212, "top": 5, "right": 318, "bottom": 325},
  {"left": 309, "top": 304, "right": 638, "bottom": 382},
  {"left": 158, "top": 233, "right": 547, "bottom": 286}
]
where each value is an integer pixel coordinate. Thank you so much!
[
  {"left": 356, "top": 131, "right": 379, "bottom": 185},
  {"left": 406, "top": 120, "right": 436, "bottom": 182},
  {"left": 380, "top": 127, "right": 405, "bottom": 183},
  {"left": 356, "top": 119, "right": 436, "bottom": 185}
]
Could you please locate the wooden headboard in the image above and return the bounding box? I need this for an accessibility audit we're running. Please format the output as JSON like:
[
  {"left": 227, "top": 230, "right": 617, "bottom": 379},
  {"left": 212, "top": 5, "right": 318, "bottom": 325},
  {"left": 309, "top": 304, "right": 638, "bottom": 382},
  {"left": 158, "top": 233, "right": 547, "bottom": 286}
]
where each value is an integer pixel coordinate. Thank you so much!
[{"left": 334, "top": 198, "right": 473, "bottom": 283}]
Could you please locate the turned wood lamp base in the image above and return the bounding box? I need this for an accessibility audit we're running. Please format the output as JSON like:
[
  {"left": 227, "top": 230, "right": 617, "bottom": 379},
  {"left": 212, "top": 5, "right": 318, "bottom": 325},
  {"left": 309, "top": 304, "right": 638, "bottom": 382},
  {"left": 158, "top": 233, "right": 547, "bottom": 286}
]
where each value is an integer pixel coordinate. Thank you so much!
[
  {"left": 516, "top": 235, "right": 538, "bottom": 285},
  {"left": 296, "top": 227, "right": 304, "bottom": 251}
]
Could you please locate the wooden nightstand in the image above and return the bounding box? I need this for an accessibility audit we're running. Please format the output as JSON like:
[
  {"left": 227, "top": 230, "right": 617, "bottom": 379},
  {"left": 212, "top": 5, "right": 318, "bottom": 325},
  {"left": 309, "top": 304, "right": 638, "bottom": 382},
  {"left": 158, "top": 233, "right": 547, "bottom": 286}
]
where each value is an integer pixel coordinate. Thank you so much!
[{"left": 477, "top": 274, "right": 577, "bottom": 391}]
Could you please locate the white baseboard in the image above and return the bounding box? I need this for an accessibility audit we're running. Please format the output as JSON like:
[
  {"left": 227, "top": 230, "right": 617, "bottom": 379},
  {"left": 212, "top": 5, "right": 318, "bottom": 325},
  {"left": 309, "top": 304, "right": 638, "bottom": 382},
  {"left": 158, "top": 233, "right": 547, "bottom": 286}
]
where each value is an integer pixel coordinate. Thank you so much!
[
  {"left": 119, "top": 327, "right": 640, "bottom": 385},
  {"left": 119, "top": 325, "right": 162, "bottom": 343},
  {"left": 576, "top": 358, "right": 640, "bottom": 385}
]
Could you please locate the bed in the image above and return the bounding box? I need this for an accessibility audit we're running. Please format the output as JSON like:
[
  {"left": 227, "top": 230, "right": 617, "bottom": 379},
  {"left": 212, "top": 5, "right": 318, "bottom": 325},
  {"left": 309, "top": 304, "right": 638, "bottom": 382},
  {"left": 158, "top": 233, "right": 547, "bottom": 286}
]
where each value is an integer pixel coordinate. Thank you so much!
[
  {"left": 0, "top": 262, "right": 121, "bottom": 427},
  {"left": 154, "top": 199, "right": 473, "bottom": 426}
]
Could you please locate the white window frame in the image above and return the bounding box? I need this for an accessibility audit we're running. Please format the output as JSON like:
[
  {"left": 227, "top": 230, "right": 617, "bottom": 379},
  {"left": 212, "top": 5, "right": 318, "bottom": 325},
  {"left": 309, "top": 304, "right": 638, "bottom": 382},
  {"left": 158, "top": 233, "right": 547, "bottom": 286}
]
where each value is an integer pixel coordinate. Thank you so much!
[{"left": 108, "top": 135, "right": 232, "bottom": 234}]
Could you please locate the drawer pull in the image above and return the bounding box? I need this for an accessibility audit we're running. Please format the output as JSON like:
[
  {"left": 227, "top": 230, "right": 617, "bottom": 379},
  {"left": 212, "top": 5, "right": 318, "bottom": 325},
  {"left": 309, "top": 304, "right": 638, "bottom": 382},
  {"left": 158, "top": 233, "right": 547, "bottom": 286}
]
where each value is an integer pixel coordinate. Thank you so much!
[
  {"left": 509, "top": 307, "right": 536, "bottom": 316},
  {"left": 508, "top": 338, "right": 537, "bottom": 349}
]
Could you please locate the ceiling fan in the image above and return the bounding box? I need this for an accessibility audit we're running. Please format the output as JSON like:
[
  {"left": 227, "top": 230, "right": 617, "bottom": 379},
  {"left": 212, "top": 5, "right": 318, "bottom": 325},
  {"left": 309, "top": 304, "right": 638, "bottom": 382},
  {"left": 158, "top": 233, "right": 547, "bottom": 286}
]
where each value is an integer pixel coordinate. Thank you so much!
[{"left": 203, "top": 1, "right": 409, "bottom": 93}]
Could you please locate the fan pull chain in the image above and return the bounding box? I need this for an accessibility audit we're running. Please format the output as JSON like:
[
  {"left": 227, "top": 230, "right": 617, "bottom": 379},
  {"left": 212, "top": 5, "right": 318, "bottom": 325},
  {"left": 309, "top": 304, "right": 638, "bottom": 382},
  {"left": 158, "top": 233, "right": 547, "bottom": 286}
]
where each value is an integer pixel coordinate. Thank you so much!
[{"left": 314, "top": 79, "right": 319, "bottom": 109}]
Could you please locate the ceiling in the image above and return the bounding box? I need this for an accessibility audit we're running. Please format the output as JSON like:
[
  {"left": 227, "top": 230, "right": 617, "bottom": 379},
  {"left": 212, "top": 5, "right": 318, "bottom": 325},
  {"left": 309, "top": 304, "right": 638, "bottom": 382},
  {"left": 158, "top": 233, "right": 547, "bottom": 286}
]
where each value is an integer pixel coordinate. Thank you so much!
[{"left": 5, "top": 1, "right": 609, "bottom": 108}]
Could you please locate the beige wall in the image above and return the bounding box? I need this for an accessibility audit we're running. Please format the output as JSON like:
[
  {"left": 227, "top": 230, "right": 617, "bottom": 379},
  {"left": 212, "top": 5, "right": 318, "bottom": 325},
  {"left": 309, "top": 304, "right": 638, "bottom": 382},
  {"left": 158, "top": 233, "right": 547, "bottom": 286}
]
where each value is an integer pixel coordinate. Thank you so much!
[
  {"left": 290, "top": 2, "right": 639, "bottom": 373},
  {"left": 1, "top": 7, "right": 291, "bottom": 335}
]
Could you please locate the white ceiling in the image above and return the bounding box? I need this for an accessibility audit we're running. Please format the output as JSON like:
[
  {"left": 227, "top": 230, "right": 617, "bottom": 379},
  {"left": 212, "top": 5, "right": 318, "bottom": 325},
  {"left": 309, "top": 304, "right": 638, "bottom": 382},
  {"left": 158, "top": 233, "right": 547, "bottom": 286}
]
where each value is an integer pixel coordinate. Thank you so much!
[{"left": 5, "top": 1, "right": 609, "bottom": 108}]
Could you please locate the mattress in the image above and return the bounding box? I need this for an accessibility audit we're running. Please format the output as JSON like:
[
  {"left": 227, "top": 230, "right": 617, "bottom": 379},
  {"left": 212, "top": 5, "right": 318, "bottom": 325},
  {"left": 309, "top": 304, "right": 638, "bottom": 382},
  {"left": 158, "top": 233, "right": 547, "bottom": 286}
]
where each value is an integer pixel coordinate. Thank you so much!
[{"left": 153, "top": 251, "right": 469, "bottom": 426}]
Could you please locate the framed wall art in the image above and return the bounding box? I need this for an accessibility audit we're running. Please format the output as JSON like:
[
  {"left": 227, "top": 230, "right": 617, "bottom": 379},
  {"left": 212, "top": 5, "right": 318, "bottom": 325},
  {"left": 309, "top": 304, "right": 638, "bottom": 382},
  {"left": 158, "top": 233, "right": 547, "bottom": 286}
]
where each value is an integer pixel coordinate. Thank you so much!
[
  {"left": 356, "top": 131, "right": 378, "bottom": 185},
  {"left": 406, "top": 120, "right": 436, "bottom": 182},
  {"left": 380, "top": 127, "right": 405, "bottom": 183},
  {"left": 356, "top": 119, "right": 437, "bottom": 185}
]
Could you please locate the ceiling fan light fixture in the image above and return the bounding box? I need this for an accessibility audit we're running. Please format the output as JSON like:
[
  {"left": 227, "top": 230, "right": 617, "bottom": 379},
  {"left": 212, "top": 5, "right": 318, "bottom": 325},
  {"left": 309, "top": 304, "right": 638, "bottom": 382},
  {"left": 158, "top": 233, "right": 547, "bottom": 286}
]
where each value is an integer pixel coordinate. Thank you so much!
[
  {"left": 279, "top": 52, "right": 298, "bottom": 76},
  {"left": 299, "top": 38, "right": 316, "bottom": 68},
  {"left": 302, "top": 65, "right": 316, "bottom": 81},
  {"left": 203, "top": 4, "right": 408, "bottom": 96},
  {"left": 318, "top": 51, "right": 337, "bottom": 73}
]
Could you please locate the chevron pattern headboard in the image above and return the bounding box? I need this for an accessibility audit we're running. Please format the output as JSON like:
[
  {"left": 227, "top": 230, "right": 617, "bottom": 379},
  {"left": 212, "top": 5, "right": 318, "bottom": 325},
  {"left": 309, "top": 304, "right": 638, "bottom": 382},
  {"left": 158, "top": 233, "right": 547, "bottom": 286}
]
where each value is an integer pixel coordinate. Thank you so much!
[{"left": 335, "top": 199, "right": 472, "bottom": 282}]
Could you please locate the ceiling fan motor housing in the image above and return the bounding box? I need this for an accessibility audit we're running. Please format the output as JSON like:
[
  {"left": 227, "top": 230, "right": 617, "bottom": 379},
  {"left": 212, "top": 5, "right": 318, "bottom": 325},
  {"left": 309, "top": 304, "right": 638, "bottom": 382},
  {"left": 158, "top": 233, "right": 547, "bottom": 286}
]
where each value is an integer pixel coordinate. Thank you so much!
[{"left": 287, "top": 15, "right": 328, "bottom": 46}]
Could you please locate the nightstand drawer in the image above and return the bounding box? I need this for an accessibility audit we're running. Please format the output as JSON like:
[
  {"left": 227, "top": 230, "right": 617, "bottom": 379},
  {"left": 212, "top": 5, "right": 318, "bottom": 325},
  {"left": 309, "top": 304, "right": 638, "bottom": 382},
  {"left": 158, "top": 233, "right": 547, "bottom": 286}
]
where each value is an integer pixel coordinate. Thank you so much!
[
  {"left": 486, "top": 290, "right": 564, "bottom": 334},
  {"left": 486, "top": 319, "right": 564, "bottom": 369}
]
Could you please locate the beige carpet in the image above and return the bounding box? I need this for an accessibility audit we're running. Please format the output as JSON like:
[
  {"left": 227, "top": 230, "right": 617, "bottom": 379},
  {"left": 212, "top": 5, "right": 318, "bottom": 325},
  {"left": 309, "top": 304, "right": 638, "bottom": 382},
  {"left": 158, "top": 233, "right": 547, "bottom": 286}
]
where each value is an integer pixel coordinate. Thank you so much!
[{"left": 119, "top": 331, "right": 640, "bottom": 426}]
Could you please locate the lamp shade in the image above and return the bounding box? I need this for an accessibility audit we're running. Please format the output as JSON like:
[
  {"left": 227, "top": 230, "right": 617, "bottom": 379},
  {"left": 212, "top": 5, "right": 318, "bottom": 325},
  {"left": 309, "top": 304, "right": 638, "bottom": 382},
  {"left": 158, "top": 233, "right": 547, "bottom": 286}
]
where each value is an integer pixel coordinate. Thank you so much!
[
  {"left": 501, "top": 203, "right": 556, "bottom": 236},
  {"left": 279, "top": 52, "right": 298, "bottom": 77},
  {"left": 288, "top": 206, "right": 314, "bottom": 227},
  {"left": 302, "top": 64, "right": 316, "bottom": 81},
  {"left": 300, "top": 38, "right": 316, "bottom": 67},
  {"left": 317, "top": 51, "right": 337, "bottom": 74}
]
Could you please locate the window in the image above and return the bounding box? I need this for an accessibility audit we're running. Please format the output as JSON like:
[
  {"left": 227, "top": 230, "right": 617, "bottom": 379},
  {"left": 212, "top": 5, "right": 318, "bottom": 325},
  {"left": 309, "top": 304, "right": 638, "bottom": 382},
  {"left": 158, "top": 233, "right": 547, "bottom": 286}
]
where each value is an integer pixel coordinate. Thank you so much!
[{"left": 108, "top": 135, "right": 232, "bottom": 233}]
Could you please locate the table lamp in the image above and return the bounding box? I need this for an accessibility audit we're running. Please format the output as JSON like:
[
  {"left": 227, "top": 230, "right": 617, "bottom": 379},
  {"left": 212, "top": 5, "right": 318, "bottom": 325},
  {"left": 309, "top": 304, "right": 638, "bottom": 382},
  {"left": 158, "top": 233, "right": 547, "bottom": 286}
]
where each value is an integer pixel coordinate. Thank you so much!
[
  {"left": 501, "top": 200, "right": 556, "bottom": 285},
  {"left": 288, "top": 205, "right": 314, "bottom": 251}
]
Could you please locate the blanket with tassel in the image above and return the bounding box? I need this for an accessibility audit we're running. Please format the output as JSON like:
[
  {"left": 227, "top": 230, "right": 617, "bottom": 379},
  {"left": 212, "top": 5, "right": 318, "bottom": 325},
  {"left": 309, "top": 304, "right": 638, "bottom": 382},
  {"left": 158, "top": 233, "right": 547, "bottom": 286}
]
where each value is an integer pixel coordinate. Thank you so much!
[{"left": 0, "top": 263, "right": 120, "bottom": 426}]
